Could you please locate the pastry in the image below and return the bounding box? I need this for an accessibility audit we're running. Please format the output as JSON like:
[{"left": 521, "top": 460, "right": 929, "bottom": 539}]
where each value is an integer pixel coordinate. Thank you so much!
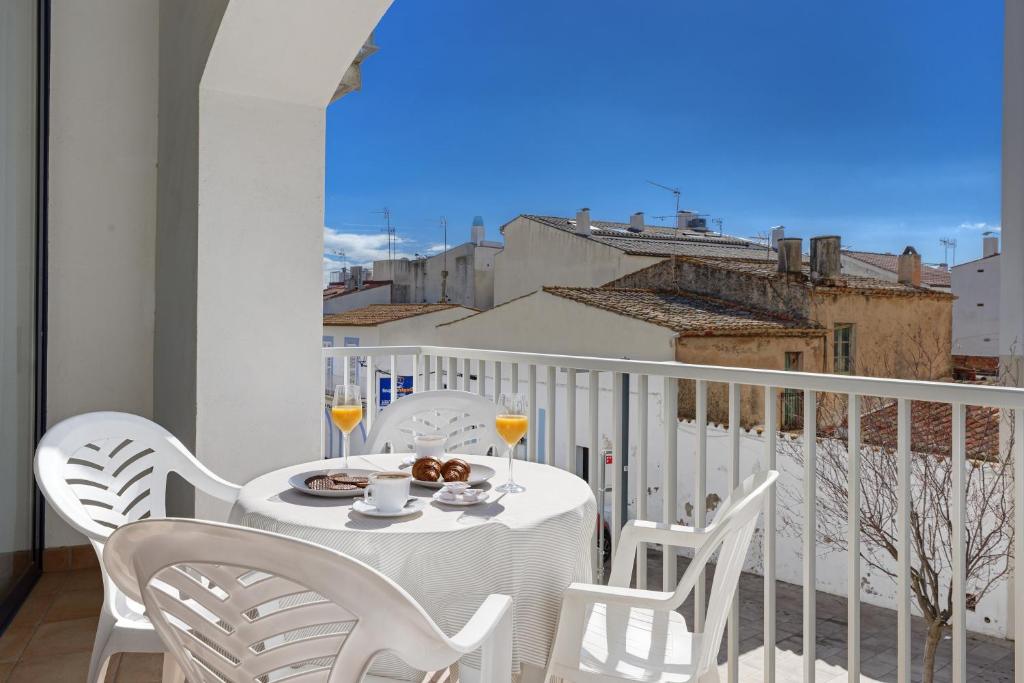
[
  {"left": 440, "top": 458, "right": 471, "bottom": 482},
  {"left": 332, "top": 475, "right": 369, "bottom": 489},
  {"left": 412, "top": 456, "right": 443, "bottom": 481}
]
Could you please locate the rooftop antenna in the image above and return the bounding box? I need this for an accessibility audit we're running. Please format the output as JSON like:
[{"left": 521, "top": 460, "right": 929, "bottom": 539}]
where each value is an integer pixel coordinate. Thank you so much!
[
  {"left": 939, "top": 237, "right": 957, "bottom": 266},
  {"left": 712, "top": 217, "right": 723, "bottom": 235},
  {"left": 646, "top": 179, "right": 681, "bottom": 215},
  {"left": 374, "top": 208, "right": 394, "bottom": 263},
  {"left": 439, "top": 216, "right": 449, "bottom": 303}
]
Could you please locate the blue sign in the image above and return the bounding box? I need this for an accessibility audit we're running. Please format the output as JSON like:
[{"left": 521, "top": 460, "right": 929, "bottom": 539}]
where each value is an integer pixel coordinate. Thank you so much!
[{"left": 379, "top": 376, "right": 413, "bottom": 407}]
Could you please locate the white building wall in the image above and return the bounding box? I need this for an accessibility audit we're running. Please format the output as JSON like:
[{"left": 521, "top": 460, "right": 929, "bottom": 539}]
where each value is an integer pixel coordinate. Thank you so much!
[
  {"left": 493, "top": 217, "right": 662, "bottom": 306},
  {"left": 45, "top": 0, "right": 160, "bottom": 547},
  {"left": 953, "top": 255, "right": 1001, "bottom": 356},
  {"left": 323, "top": 284, "right": 392, "bottom": 314},
  {"left": 375, "top": 242, "right": 502, "bottom": 309}
]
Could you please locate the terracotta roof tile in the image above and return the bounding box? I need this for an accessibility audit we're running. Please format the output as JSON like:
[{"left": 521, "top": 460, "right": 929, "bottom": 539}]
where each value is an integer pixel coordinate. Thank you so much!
[
  {"left": 856, "top": 400, "right": 999, "bottom": 461},
  {"left": 323, "top": 304, "right": 466, "bottom": 327},
  {"left": 543, "top": 287, "right": 824, "bottom": 337},
  {"left": 844, "top": 250, "right": 951, "bottom": 287},
  {"left": 322, "top": 280, "right": 390, "bottom": 301}
]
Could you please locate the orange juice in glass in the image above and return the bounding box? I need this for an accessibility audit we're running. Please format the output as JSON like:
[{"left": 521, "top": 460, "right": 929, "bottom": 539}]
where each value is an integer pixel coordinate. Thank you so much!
[
  {"left": 332, "top": 384, "right": 362, "bottom": 467},
  {"left": 495, "top": 393, "right": 527, "bottom": 493}
]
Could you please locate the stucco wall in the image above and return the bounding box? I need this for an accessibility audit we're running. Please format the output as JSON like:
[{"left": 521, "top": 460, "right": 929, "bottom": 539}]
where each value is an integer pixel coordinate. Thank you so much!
[
  {"left": 952, "top": 255, "right": 1000, "bottom": 356},
  {"left": 438, "top": 290, "right": 677, "bottom": 359},
  {"left": 46, "top": 0, "right": 160, "bottom": 547},
  {"left": 375, "top": 243, "right": 500, "bottom": 309},
  {"left": 493, "top": 217, "right": 660, "bottom": 305},
  {"left": 675, "top": 334, "right": 826, "bottom": 427}
]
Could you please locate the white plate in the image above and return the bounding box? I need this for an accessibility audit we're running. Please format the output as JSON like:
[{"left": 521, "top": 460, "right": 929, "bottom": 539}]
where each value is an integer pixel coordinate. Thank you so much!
[
  {"left": 408, "top": 457, "right": 497, "bottom": 489},
  {"left": 351, "top": 497, "right": 425, "bottom": 518},
  {"left": 432, "top": 490, "right": 491, "bottom": 507},
  {"left": 288, "top": 469, "right": 375, "bottom": 498}
]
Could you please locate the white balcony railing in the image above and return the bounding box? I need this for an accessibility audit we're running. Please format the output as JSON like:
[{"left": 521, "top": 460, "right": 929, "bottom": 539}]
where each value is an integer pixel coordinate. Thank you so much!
[{"left": 323, "top": 344, "right": 1024, "bottom": 683}]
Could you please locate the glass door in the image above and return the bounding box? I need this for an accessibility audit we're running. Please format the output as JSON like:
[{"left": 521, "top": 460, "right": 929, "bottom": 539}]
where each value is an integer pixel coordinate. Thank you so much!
[{"left": 0, "top": 0, "right": 46, "bottom": 626}]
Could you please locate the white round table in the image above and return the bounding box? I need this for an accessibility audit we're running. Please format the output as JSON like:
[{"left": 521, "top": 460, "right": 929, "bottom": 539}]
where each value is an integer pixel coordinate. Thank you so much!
[{"left": 229, "top": 453, "right": 596, "bottom": 681}]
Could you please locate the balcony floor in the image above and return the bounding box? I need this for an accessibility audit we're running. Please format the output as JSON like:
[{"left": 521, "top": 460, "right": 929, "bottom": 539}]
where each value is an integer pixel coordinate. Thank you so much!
[{"left": 0, "top": 559, "right": 1013, "bottom": 682}]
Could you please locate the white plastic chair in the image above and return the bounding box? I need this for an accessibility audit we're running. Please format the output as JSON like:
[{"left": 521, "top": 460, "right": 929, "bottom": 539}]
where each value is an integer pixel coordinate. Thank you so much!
[
  {"left": 34, "top": 411, "right": 243, "bottom": 683},
  {"left": 544, "top": 470, "right": 778, "bottom": 683},
  {"left": 362, "top": 390, "right": 502, "bottom": 456},
  {"left": 103, "top": 517, "right": 514, "bottom": 683}
]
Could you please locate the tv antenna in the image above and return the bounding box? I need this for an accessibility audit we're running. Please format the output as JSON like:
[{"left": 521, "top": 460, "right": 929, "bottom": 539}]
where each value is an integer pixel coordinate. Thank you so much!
[
  {"left": 374, "top": 208, "right": 395, "bottom": 262},
  {"left": 646, "top": 180, "right": 681, "bottom": 215},
  {"left": 939, "top": 237, "right": 957, "bottom": 266},
  {"left": 712, "top": 217, "right": 723, "bottom": 235}
]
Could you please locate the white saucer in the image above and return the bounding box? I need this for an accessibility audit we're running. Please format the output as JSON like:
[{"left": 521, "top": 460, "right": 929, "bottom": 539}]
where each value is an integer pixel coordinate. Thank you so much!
[
  {"left": 351, "top": 497, "right": 425, "bottom": 518},
  {"left": 432, "top": 490, "right": 491, "bottom": 506}
]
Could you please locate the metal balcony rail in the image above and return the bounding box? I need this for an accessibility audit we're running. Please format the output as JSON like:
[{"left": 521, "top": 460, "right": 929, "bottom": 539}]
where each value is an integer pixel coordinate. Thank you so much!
[{"left": 322, "top": 344, "right": 1024, "bottom": 683}]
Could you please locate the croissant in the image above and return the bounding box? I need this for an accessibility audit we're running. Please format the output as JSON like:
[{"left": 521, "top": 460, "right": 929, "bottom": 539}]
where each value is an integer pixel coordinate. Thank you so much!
[
  {"left": 412, "top": 456, "right": 443, "bottom": 481},
  {"left": 441, "top": 458, "right": 471, "bottom": 482}
]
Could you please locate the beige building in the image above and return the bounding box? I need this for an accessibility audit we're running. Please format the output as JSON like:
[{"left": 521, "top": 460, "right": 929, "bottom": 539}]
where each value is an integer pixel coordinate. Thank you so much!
[
  {"left": 494, "top": 210, "right": 776, "bottom": 305},
  {"left": 442, "top": 235, "right": 954, "bottom": 428}
]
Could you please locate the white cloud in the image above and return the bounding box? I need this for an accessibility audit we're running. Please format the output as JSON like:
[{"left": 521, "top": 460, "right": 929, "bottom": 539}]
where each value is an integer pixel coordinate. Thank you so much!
[
  {"left": 424, "top": 243, "right": 447, "bottom": 254},
  {"left": 959, "top": 222, "right": 1000, "bottom": 232},
  {"left": 322, "top": 227, "right": 418, "bottom": 283}
]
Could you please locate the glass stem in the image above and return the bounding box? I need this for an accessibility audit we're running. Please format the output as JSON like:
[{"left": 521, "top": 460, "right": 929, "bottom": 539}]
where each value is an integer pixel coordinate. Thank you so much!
[
  {"left": 507, "top": 444, "right": 515, "bottom": 485},
  {"left": 343, "top": 432, "right": 350, "bottom": 469}
]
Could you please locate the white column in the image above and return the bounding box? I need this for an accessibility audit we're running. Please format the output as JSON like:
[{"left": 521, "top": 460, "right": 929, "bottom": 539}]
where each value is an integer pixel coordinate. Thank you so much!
[
  {"left": 194, "top": 0, "right": 391, "bottom": 519},
  {"left": 1002, "top": 0, "right": 1024, "bottom": 642}
]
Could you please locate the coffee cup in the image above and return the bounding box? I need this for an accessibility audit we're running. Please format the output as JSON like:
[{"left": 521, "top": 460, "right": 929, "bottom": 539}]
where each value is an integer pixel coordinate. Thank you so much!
[
  {"left": 364, "top": 471, "right": 412, "bottom": 513},
  {"left": 414, "top": 433, "right": 445, "bottom": 460}
]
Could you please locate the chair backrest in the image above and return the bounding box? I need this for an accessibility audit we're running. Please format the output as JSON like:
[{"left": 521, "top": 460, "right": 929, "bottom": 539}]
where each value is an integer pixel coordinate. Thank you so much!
[
  {"left": 362, "top": 390, "right": 501, "bottom": 456},
  {"left": 104, "top": 518, "right": 463, "bottom": 683},
  {"left": 672, "top": 470, "right": 778, "bottom": 676},
  {"left": 34, "top": 411, "right": 239, "bottom": 544}
]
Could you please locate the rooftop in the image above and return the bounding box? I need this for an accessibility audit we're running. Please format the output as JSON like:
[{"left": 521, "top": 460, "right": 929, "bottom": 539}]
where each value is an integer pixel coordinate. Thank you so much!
[
  {"left": 844, "top": 249, "right": 952, "bottom": 288},
  {"left": 681, "top": 255, "right": 956, "bottom": 298},
  {"left": 516, "top": 214, "right": 776, "bottom": 260},
  {"left": 322, "top": 280, "right": 390, "bottom": 301},
  {"left": 857, "top": 400, "right": 1000, "bottom": 461},
  {"left": 323, "top": 303, "right": 468, "bottom": 327},
  {"left": 543, "top": 286, "right": 824, "bottom": 337}
]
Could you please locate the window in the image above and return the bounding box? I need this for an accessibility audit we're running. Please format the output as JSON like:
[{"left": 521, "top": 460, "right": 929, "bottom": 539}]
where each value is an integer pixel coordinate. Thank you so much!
[
  {"left": 782, "top": 352, "right": 803, "bottom": 428},
  {"left": 833, "top": 324, "right": 855, "bottom": 374}
]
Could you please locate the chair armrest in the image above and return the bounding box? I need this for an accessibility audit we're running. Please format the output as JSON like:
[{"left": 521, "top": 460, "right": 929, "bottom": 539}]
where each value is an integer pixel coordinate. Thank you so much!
[
  {"left": 562, "top": 582, "right": 676, "bottom": 611},
  {"left": 448, "top": 593, "right": 513, "bottom": 654},
  {"left": 620, "top": 519, "right": 713, "bottom": 550},
  {"left": 191, "top": 471, "right": 243, "bottom": 504}
]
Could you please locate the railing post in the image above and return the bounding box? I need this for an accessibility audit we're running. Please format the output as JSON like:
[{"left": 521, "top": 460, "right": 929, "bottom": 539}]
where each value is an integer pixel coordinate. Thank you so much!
[
  {"left": 662, "top": 376, "right": 678, "bottom": 591},
  {"left": 528, "top": 364, "right": 538, "bottom": 462},
  {"left": 494, "top": 361, "right": 502, "bottom": 400},
  {"left": 566, "top": 369, "right": 577, "bottom": 474},
  {"left": 611, "top": 372, "right": 624, "bottom": 551},
  {"left": 366, "top": 354, "right": 375, "bottom": 432},
  {"left": 390, "top": 355, "right": 398, "bottom": 405},
  {"left": 727, "top": 383, "right": 740, "bottom": 683},
  {"left": 803, "top": 389, "right": 816, "bottom": 683},
  {"left": 897, "top": 398, "right": 911, "bottom": 683},
  {"left": 589, "top": 371, "right": 601, "bottom": 578},
  {"left": 477, "top": 359, "right": 486, "bottom": 397},
  {"left": 422, "top": 355, "right": 432, "bottom": 391},
  {"left": 764, "top": 386, "right": 777, "bottom": 682},
  {"left": 695, "top": 379, "right": 708, "bottom": 626},
  {"left": 951, "top": 402, "right": 966, "bottom": 683},
  {"left": 847, "top": 393, "right": 861, "bottom": 683},
  {"left": 448, "top": 357, "right": 458, "bottom": 391},
  {"left": 463, "top": 357, "right": 471, "bottom": 392},
  {"left": 636, "top": 374, "right": 649, "bottom": 590},
  {"left": 411, "top": 354, "right": 420, "bottom": 393},
  {"left": 1015, "top": 407, "right": 1024, "bottom": 678},
  {"left": 546, "top": 366, "right": 556, "bottom": 468}
]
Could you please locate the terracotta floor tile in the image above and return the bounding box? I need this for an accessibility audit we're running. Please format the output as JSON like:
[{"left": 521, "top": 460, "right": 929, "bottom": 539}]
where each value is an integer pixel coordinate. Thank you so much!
[
  {"left": 0, "top": 628, "right": 32, "bottom": 665},
  {"left": 5, "top": 591, "right": 54, "bottom": 631},
  {"left": 61, "top": 568, "right": 102, "bottom": 593},
  {"left": 20, "top": 616, "right": 98, "bottom": 659},
  {"left": 113, "top": 652, "right": 163, "bottom": 683},
  {"left": 43, "top": 588, "right": 103, "bottom": 623},
  {"left": 0, "top": 661, "right": 13, "bottom": 681},
  {"left": 102, "top": 652, "right": 122, "bottom": 682},
  {"left": 30, "top": 572, "right": 66, "bottom": 597},
  {"left": 6, "top": 651, "right": 91, "bottom": 682}
]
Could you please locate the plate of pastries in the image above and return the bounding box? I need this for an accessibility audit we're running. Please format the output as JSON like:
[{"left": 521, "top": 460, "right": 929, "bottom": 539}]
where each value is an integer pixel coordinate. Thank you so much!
[
  {"left": 409, "top": 455, "right": 496, "bottom": 488},
  {"left": 289, "top": 469, "right": 375, "bottom": 498}
]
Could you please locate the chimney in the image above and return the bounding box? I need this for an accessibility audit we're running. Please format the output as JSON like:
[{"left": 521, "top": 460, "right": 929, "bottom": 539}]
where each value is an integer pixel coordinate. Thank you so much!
[
  {"left": 809, "top": 235, "right": 841, "bottom": 283},
  {"left": 629, "top": 212, "right": 644, "bottom": 232},
  {"left": 350, "top": 265, "right": 364, "bottom": 289},
  {"left": 983, "top": 232, "right": 999, "bottom": 258},
  {"left": 575, "top": 208, "right": 591, "bottom": 236},
  {"left": 897, "top": 246, "right": 921, "bottom": 287},
  {"left": 471, "top": 216, "right": 485, "bottom": 245},
  {"left": 770, "top": 225, "right": 785, "bottom": 250},
  {"left": 777, "top": 238, "right": 802, "bottom": 275}
]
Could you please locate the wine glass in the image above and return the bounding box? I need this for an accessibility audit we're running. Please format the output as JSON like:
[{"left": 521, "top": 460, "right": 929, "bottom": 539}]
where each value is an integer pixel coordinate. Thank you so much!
[
  {"left": 331, "top": 384, "right": 363, "bottom": 468},
  {"left": 495, "top": 393, "right": 528, "bottom": 493}
]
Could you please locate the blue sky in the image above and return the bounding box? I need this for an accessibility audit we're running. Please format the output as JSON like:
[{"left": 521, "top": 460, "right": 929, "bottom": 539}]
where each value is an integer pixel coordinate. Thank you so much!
[{"left": 324, "top": 0, "right": 1002, "bottom": 274}]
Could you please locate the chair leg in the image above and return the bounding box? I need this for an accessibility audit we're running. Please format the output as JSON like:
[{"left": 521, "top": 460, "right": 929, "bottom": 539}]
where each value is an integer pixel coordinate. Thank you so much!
[
  {"left": 161, "top": 654, "right": 185, "bottom": 683},
  {"left": 477, "top": 606, "right": 513, "bottom": 683},
  {"left": 87, "top": 609, "right": 116, "bottom": 683}
]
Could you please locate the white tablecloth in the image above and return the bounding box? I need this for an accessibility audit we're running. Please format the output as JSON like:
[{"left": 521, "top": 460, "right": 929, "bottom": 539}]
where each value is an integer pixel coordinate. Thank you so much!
[{"left": 229, "top": 453, "right": 595, "bottom": 680}]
